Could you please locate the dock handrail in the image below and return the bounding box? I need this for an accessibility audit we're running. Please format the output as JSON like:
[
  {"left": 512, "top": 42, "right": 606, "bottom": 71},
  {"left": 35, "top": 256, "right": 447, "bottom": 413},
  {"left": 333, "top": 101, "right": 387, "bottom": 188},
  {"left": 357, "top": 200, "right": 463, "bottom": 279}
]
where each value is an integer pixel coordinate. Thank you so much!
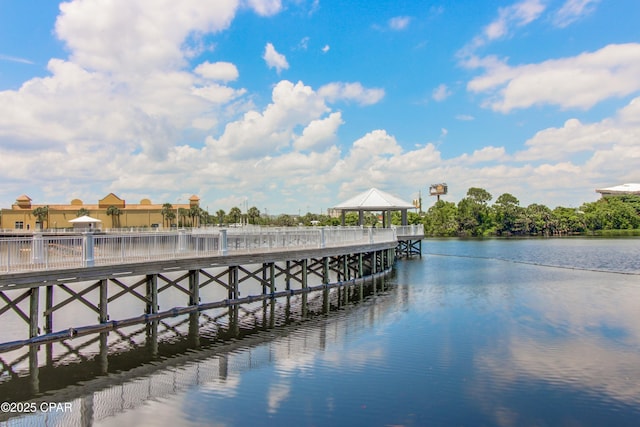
[{"left": 0, "top": 226, "right": 400, "bottom": 274}]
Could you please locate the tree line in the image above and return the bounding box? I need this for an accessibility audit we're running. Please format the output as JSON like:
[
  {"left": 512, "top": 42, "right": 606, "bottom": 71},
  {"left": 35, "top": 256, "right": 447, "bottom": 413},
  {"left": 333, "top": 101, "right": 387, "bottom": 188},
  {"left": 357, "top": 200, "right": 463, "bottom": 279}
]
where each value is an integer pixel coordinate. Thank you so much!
[
  {"left": 418, "top": 187, "right": 640, "bottom": 237},
  {"left": 26, "top": 187, "right": 639, "bottom": 234}
]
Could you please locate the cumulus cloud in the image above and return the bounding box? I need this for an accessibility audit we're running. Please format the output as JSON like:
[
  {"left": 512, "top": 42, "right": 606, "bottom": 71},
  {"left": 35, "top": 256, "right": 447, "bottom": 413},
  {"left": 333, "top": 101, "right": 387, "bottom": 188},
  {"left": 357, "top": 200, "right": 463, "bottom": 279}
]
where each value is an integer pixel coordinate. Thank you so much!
[
  {"left": 294, "top": 112, "right": 344, "bottom": 151},
  {"left": 245, "top": 0, "right": 282, "bottom": 16},
  {"left": 552, "top": 0, "right": 600, "bottom": 28},
  {"left": 467, "top": 43, "right": 640, "bottom": 112},
  {"left": 457, "top": 146, "right": 508, "bottom": 164},
  {"left": 205, "top": 80, "right": 329, "bottom": 158},
  {"left": 194, "top": 61, "right": 239, "bottom": 82},
  {"left": 263, "top": 42, "right": 289, "bottom": 74},
  {"left": 516, "top": 96, "right": 640, "bottom": 162},
  {"left": 55, "top": 0, "right": 237, "bottom": 74},
  {"left": 318, "top": 82, "right": 384, "bottom": 105}
]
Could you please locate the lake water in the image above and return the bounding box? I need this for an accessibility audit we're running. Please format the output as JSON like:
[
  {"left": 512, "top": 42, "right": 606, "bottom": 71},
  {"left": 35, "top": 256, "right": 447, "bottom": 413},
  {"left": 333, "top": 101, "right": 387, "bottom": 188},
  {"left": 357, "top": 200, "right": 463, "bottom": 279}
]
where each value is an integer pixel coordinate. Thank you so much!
[{"left": 2, "top": 237, "right": 640, "bottom": 426}]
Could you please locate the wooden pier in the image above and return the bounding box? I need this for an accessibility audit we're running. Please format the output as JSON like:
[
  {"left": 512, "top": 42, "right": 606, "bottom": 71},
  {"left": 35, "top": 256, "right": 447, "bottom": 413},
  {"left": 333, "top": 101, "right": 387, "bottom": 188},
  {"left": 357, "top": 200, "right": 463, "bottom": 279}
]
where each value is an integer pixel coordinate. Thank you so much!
[{"left": 0, "top": 227, "right": 421, "bottom": 352}]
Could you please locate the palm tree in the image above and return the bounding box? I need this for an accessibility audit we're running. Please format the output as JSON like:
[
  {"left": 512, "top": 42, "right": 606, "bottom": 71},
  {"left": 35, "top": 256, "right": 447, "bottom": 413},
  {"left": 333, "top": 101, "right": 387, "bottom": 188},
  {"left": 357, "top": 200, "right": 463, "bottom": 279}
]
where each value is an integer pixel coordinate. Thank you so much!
[
  {"left": 189, "top": 206, "right": 202, "bottom": 227},
  {"left": 216, "top": 209, "right": 225, "bottom": 226},
  {"left": 161, "top": 203, "right": 174, "bottom": 228},
  {"left": 77, "top": 208, "right": 90, "bottom": 217},
  {"left": 177, "top": 208, "right": 188, "bottom": 227},
  {"left": 165, "top": 211, "right": 176, "bottom": 228},
  {"left": 247, "top": 206, "right": 261, "bottom": 225},
  {"left": 106, "top": 205, "right": 121, "bottom": 228},
  {"left": 32, "top": 206, "right": 49, "bottom": 230},
  {"left": 229, "top": 207, "right": 242, "bottom": 225}
]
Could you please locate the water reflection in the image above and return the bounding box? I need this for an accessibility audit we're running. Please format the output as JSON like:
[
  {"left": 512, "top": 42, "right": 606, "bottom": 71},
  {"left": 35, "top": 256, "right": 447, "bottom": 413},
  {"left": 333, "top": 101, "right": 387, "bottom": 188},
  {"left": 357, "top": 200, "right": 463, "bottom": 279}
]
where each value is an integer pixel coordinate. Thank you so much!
[
  {"left": 3, "top": 239, "right": 640, "bottom": 426},
  {"left": 1, "top": 277, "right": 395, "bottom": 426}
]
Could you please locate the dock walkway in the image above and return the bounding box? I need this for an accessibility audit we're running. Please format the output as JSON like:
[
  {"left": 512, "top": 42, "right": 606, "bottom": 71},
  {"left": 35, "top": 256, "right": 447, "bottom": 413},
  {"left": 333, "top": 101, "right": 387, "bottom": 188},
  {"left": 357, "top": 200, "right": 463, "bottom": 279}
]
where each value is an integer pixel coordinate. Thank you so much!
[{"left": 0, "top": 226, "right": 423, "bottom": 351}]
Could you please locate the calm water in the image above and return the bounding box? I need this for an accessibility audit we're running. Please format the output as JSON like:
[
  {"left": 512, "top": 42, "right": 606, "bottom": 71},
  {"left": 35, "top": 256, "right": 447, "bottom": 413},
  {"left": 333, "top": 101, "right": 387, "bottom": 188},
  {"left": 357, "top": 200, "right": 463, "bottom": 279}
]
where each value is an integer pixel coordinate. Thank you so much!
[{"left": 3, "top": 237, "right": 640, "bottom": 426}]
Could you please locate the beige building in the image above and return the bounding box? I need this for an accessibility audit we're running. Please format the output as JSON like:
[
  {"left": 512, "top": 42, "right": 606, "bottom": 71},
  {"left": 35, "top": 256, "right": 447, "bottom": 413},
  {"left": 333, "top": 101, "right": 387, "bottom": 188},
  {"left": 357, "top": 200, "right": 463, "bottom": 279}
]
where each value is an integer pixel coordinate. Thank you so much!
[{"left": 0, "top": 193, "right": 201, "bottom": 230}]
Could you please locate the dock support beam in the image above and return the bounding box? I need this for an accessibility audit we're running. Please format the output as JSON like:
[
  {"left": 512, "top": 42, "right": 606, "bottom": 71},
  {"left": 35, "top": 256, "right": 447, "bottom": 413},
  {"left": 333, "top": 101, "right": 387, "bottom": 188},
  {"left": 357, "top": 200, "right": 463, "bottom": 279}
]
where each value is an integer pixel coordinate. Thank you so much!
[
  {"left": 189, "top": 270, "right": 199, "bottom": 306},
  {"left": 146, "top": 274, "right": 158, "bottom": 315},
  {"left": 29, "top": 287, "right": 39, "bottom": 338},
  {"left": 99, "top": 279, "right": 108, "bottom": 322}
]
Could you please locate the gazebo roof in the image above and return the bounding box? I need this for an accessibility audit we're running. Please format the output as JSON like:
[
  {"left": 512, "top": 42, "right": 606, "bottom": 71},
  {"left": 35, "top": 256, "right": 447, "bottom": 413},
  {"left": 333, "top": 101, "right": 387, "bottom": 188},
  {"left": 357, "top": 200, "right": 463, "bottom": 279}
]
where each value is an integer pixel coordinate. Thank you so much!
[
  {"left": 334, "top": 188, "right": 414, "bottom": 211},
  {"left": 596, "top": 183, "right": 640, "bottom": 195},
  {"left": 69, "top": 215, "right": 102, "bottom": 223}
]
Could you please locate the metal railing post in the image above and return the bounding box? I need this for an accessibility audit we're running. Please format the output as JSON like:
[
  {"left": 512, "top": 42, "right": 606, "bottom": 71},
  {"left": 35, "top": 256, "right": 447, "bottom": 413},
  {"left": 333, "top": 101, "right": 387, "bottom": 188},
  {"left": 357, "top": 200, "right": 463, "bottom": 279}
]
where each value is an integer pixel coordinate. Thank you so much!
[
  {"left": 31, "top": 233, "right": 44, "bottom": 265},
  {"left": 83, "top": 232, "right": 95, "bottom": 267},
  {"left": 219, "top": 229, "right": 228, "bottom": 255},
  {"left": 178, "top": 229, "right": 186, "bottom": 253}
]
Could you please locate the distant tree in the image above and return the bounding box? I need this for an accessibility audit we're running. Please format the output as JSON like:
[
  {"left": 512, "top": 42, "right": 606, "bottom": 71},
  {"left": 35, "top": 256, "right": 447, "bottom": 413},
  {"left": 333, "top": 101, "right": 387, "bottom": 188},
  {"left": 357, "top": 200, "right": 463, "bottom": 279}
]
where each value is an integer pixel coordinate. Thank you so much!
[
  {"left": 189, "top": 206, "right": 203, "bottom": 227},
  {"left": 161, "top": 203, "right": 174, "bottom": 227},
  {"left": 552, "top": 207, "right": 586, "bottom": 234},
  {"left": 228, "top": 207, "right": 242, "bottom": 225},
  {"left": 493, "top": 193, "right": 522, "bottom": 235},
  {"left": 215, "top": 209, "right": 226, "bottom": 226},
  {"left": 520, "top": 204, "right": 555, "bottom": 235},
  {"left": 76, "top": 208, "right": 90, "bottom": 217},
  {"left": 106, "top": 205, "right": 122, "bottom": 228},
  {"left": 424, "top": 200, "right": 458, "bottom": 236},
  {"left": 274, "top": 214, "right": 295, "bottom": 226},
  {"left": 247, "top": 206, "right": 261, "bottom": 224},
  {"left": 581, "top": 197, "right": 640, "bottom": 230},
  {"left": 457, "top": 187, "right": 493, "bottom": 236},
  {"left": 165, "top": 211, "right": 176, "bottom": 227},
  {"left": 344, "top": 212, "right": 360, "bottom": 226},
  {"left": 177, "top": 208, "right": 189, "bottom": 227},
  {"left": 32, "top": 206, "right": 49, "bottom": 230}
]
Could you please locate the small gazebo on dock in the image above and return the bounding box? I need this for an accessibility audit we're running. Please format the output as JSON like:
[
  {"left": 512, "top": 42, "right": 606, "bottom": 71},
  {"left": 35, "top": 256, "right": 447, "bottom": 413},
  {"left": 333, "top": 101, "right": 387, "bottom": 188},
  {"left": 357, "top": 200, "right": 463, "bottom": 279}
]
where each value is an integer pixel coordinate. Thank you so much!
[
  {"left": 333, "top": 187, "right": 415, "bottom": 227},
  {"left": 69, "top": 215, "right": 102, "bottom": 230}
]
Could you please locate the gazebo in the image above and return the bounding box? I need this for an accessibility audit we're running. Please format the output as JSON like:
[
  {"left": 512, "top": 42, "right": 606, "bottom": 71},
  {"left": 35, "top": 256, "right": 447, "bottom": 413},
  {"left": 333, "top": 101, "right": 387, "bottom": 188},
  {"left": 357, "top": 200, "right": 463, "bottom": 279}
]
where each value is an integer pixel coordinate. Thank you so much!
[
  {"left": 333, "top": 188, "right": 415, "bottom": 227},
  {"left": 69, "top": 215, "right": 102, "bottom": 230}
]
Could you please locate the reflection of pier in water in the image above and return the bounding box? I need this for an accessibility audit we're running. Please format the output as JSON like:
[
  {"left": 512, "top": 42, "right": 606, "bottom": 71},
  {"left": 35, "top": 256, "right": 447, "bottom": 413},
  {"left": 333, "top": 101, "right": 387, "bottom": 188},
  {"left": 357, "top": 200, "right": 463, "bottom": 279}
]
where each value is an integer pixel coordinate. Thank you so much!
[{"left": 0, "top": 275, "right": 399, "bottom": 425}]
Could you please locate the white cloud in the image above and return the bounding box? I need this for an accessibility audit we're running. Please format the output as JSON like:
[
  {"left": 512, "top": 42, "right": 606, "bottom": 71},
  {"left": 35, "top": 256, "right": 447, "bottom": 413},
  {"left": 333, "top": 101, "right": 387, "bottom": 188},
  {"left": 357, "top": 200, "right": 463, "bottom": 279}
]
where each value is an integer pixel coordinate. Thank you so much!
[
  {"left": 245, "top": 0, "right": 282, "bottom": 16},
  {"left": 205, "top": 80, "right": 328, "bottom": 158},
  {"left": 194, "top": 61, "right": 239, "bottom": 82},
  {"left": 0, "top": 54, "right": 34, "bottom": 64},
  {"left": 467, "top": 43, "right": 640, "bottom": 112},
  {"left": 458, "top": 146, "right": 508, "bottom": 164},
  {"left": 322, "top": 44, "right": 330, "bottom": 53},
  {"left": 297, "top": 36, "right": 310, "bottom": 51},
  {"left": 389, "top": 16, "right": 411, "bottom": 31},
  {"left": 318, "top": 82, "right": 384, "bottom": 105},
  {"left": 294, "top": 112, "right": 344, "bottom": 151},
  {"left": 55, "top": 0, "right": 237, "bottom": 74},
  {"left": 553, "top": 0, "right": 600, "bottom": 28},
  {"left": 516, "top": 96, "right": 640, "bottom": 162},
  {"left": 432, "top": 84, "right": 451, "bottom": 102},
  {"left": 460, "top": 0, "right": 546, "bottom": 57},
  {"left": 263, "top": 42, "right": 289, "bottom": 74}
]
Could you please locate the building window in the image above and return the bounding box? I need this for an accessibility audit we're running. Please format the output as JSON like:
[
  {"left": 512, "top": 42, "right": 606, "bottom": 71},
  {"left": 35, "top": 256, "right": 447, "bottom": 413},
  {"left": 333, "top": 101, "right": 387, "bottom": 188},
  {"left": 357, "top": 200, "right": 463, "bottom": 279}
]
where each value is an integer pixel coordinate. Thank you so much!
[{"left": 15, "top": 221, "right": 24, "bottom": 229}]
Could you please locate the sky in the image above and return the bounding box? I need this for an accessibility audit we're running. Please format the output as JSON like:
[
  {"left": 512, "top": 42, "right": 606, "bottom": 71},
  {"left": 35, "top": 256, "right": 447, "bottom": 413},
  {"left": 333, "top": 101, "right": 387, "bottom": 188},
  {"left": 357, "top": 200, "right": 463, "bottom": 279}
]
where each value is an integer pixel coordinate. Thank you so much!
[{"left": 1, "top": 0, "right": 639, "bottom": 215}]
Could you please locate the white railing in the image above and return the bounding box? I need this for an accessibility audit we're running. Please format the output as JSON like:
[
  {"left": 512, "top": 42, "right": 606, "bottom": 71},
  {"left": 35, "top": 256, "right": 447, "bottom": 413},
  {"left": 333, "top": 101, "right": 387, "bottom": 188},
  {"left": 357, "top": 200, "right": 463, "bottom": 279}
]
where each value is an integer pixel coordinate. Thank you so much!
[
  {"left": 0, "top": 227, "right": 399, "bottom": 274},
  {"left": 393, "top": 224, "right": 425, "bottom": 237}
]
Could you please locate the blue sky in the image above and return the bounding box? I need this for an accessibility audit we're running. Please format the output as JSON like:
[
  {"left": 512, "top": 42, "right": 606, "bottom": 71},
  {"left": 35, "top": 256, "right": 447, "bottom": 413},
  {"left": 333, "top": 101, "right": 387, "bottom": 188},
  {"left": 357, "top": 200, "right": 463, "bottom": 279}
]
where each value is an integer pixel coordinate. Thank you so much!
[{"left": 1, "top": 0, "right": 639, "bottom": 215}]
